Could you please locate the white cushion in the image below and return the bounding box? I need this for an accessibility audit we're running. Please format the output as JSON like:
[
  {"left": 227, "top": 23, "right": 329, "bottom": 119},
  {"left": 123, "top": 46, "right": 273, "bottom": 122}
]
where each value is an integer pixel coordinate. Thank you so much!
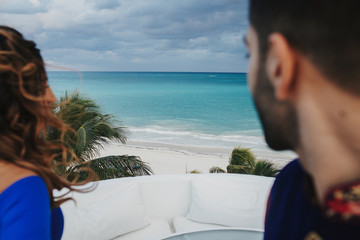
[
  {"left": 187, "top": 178, "right": 267, "bottom": 229},
  {"left": 139, "top": 179, "right": 191, "bottom": 223},
  {"left": 173, "top": 216, "right": 230, "bottom": 233},
  {"left": 58, "top": 181, "right": 130, "bottom": 208},
  {"left": 61, "top": 184, "right": 150, "bottom": 240},
  {"left": 112, "top": 218, "right": 172, "bottom": 240}
]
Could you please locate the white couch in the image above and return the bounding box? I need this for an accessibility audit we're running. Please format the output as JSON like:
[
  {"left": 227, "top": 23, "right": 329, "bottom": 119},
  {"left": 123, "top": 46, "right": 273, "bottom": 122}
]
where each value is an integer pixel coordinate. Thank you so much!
[{"left": 55, "top": 174, "right": 274, "bottom": 240}]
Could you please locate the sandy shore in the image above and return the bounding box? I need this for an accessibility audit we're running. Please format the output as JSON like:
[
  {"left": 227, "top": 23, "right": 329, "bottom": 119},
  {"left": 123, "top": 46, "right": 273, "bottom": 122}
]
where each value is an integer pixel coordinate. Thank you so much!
[{"left": 98, "top": 140, "right": 297, "bottom": 175}]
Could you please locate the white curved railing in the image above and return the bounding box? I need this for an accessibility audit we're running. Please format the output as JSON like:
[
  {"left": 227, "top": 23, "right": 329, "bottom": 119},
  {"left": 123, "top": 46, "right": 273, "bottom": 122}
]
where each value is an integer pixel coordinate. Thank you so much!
[{"left": 55, "top": 174, "right": 274, "bottom": 240}]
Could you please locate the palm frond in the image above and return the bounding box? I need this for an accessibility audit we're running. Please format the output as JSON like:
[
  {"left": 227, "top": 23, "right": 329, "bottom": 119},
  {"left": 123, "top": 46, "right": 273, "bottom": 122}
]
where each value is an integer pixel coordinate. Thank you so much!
[
  {"left": 226, "top": 147, "right": 279, "bottom": 177},
  {"left": 251, "top": 160, "right": 279, "bottom": 177},
  {"left": 68, "top": 155, "right": 153, "bottom": 181},
  {"left": 229, "top": 146, "right": 256, "bottom": 172},
  {"left": 227, "top": 164, "right": 252, "bottom": 174},
  {"left": 47, "top": 90, "right": 155, "bottom": 181},
  {"left": 48, "top": 90, "right": 128, "bottom": 162}
]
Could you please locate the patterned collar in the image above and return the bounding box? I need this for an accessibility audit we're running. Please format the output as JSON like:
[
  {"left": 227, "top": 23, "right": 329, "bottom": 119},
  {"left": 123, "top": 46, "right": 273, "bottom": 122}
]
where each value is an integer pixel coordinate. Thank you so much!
[
  {"left": 323, "top": 180, "right": 360, "bottom": 224},
  {"left": 303, "top": 171, "right": 360, "bottom": 225}
]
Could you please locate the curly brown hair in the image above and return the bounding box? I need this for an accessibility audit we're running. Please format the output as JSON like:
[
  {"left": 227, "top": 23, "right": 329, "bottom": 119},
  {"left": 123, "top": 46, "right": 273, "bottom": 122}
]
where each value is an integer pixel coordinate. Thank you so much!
[{"left": 0, "top": 26, "right": 93, "bottom": 208}]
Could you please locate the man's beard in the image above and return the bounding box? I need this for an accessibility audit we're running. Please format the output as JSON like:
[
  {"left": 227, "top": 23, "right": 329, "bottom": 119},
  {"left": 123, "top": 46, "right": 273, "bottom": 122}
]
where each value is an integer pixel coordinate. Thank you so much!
[{"left": 252, "top": 64, "right": 299, "bottom": 151}]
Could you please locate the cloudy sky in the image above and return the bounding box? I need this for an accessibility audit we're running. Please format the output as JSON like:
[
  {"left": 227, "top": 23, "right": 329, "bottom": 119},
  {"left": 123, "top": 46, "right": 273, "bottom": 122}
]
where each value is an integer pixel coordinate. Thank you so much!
[{"left": 0, "top": 0, "right": 249, "bottom": 72}]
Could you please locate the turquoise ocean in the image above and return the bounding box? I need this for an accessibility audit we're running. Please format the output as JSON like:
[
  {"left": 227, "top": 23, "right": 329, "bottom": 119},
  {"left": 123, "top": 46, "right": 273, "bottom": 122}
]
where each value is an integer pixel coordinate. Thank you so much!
[{"left": 48, "top": 71, "right": 294, "bottom": 161}]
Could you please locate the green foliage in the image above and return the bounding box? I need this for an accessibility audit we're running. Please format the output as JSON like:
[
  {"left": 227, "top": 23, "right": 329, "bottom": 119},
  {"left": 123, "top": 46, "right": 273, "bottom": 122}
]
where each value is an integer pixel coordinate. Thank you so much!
[
  {"left": 227, "top": 146, "right": 278, "bottom": 177},
  {"left": 67, "top": 155, "right": 153, "bottom": 181},
  {"left": 188, "top": 169, "right": 201, "bottom": 174},
  {"left": 226, "top": 165, "right": 246, "bottom": 174},
  {"left": 48, "top": 91, "right": 127, "bottom": 162},
  {"left": 228, "top": 146, "right": 256, "bottom": 174},
  {"left": 48, "top": 90, "right": 153, "bottom": 180},
  {"left": 209, "top": 166, "right": 226, "bottom": 173},
  {"left": 251, "top": 160, "right": 279, "bottom": 177}
]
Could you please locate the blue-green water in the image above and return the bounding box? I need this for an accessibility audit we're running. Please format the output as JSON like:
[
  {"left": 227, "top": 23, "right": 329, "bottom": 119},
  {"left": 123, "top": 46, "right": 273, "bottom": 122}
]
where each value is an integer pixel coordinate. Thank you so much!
[{"left": 48, "top": 72, "right": 266, "bottom": 149}]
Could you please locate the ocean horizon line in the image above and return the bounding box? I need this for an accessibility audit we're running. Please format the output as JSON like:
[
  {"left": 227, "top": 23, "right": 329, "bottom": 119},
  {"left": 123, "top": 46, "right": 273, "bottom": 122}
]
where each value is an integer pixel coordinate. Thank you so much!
[{"left": 47, "top": 70, "right": 247, "bottom": 74}]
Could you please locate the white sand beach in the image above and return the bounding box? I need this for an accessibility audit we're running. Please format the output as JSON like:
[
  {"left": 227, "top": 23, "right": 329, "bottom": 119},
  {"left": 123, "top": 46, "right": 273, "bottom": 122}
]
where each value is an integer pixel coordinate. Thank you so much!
[{"left": 98, "top": 140, "right": 297, "bottom": 175}]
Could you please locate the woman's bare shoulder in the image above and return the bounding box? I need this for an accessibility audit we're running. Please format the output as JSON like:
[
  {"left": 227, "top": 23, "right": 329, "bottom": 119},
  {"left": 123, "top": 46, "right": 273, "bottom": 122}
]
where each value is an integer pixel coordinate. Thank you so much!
[{"left": 0, "top": 161, "right": 37, "bottom": 194}]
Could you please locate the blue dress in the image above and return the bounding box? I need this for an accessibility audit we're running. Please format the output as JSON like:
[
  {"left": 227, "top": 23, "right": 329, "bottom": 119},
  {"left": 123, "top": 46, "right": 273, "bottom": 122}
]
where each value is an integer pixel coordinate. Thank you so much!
[{"left": 0, "top": 176, "right": 64, "bottom": 240}]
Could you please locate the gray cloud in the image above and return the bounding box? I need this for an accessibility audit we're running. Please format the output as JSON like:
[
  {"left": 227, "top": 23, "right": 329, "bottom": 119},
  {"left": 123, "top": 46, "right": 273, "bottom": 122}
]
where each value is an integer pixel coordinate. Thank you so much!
[
  {"left": 0, "top": 0, "right": 50, "bottom": 14},
  {"left": 88, "top": 0, "right": 121, "bottom": 10},
  {"left": 0, "top": 0, "right": 249, "bottom": 72}
]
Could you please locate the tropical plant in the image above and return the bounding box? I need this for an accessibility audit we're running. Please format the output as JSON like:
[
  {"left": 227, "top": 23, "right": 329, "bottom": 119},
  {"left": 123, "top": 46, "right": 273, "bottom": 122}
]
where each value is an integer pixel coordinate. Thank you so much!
[
  {"left": 226, "top": 146, "right": 278, "bottom": 177},
  {"left": 209, "top": 166, "right": 226, "bottom": 173},
  {"left": 251, "top": 160, "right": 279, "bottom": 177},
  {"left": 227, "top": 146, "right": 256, "bottom": 174},
  {"left": 47, "top": 90, "right": 153, "bottom": 180}
]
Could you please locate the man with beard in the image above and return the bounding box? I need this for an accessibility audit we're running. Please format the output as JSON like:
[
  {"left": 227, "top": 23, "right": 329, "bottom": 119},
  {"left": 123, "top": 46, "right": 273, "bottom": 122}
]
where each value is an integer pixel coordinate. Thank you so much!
[{"left": 245, "top": 0, "right": 360, "bottom": 239}]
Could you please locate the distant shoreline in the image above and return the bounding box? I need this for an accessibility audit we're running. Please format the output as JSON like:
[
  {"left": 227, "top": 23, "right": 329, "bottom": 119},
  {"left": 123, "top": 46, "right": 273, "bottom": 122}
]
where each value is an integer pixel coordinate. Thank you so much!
[{"left": 98, "top": 140, "right": 296, "bottom": 175}]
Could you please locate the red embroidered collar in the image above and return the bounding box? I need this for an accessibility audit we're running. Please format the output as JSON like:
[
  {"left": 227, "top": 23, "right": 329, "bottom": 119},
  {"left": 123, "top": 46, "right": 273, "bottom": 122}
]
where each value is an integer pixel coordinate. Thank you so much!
[{"left": 323, "top": 180, "right": 360, "bottom": 224}]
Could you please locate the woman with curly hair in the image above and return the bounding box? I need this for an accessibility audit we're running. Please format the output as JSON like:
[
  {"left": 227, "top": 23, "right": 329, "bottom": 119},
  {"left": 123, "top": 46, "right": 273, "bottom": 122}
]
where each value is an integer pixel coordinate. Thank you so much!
[{"left": 0, "top": 26, "right": 89, "bottom": 239}]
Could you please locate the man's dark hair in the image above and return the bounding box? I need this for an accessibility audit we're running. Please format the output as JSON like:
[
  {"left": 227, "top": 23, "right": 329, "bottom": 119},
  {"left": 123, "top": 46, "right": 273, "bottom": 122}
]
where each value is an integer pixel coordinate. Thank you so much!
[{"left": 250, "top": 0, "right": 360, "bottom": 94}]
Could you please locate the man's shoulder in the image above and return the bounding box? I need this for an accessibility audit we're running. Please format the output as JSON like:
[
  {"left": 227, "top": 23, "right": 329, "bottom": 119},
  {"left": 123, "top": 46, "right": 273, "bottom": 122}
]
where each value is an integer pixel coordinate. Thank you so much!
[
  {"left": 276, "top": 158, "right": 304, "bottom": 181},
  {"left": 270, "top": 158, "right": 306, "bottom": 197}
]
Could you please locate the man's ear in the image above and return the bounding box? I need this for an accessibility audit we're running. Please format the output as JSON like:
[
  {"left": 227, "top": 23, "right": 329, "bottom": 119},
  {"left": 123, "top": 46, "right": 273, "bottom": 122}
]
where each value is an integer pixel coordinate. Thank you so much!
[{"left": 266, "top": 33, "right": 297, "bottom": 100}]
